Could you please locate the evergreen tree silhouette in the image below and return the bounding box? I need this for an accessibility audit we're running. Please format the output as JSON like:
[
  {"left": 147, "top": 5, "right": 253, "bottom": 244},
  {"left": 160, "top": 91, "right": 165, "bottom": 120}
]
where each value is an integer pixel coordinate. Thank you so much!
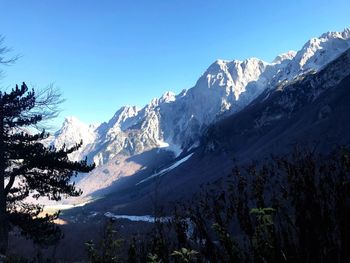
[{"left": 0, "top": 83, "right": 95, "bottom": 255}]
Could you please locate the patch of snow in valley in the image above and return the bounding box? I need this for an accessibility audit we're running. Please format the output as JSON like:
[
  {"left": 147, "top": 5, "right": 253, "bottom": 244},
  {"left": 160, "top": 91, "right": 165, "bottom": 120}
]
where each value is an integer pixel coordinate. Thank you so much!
[
  {"left": 104, "top": 212, "right": 170, "bottom": 223},
  {"left": 136, "top": 153, "right": 194, "bottom": 185}
]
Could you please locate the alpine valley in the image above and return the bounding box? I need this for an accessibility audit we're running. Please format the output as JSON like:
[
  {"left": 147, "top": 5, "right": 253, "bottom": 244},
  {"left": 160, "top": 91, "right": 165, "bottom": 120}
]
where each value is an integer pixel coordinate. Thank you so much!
[{"left": 50, "top": 28, "right": 350, "bottom": 215}]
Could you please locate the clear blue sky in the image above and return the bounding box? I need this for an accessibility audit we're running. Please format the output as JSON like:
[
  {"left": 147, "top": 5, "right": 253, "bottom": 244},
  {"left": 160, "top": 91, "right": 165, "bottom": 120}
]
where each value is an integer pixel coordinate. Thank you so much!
[{"left": 0, "top": 0, "right": 349, "bottom": 127}]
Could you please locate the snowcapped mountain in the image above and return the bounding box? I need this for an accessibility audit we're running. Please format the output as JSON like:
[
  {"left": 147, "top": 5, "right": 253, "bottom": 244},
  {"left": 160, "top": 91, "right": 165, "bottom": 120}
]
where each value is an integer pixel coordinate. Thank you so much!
[
  {"left": 50, "top": 116, "right": 97, "bottom": 161},
  {"left": 121, "top": 46, "right": 350, "bottom": 215},
  {"left": 271, "top": 28, "right": 350, "bottom": 85},
  {"left": 50, "top": 28, "right": 350, "bottom": 197},
  {"left": 202, "top": 47, "right": 350, "bottom": 161}
]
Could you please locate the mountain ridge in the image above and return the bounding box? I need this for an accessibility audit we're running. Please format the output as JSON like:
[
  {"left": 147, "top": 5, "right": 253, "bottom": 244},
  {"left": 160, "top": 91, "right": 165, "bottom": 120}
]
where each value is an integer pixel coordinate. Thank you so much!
[
  {"left": 80, "top": 47, "right": 350, "bottom": 215},
  {"left": 50, "top": 28, "right": 350, "bottom": 200}
]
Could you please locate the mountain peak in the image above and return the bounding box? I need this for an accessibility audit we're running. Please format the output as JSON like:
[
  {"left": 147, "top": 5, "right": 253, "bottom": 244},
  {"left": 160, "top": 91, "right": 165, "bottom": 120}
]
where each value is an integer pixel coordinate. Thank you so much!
[
  {"left": 64, "top": 116, "right": 81, "bottom": 124},
  {"left": 205, "top": 59, "right": 230, "bottom": 74},
  {"left": 160, "top": 91, "right": 176, "bottom": 103},
  {"left": 320, "top": 27, "right": 350, "bottom": 40},
  {"left": 52, "top": 116, "right": 97, "bottom": 161},
  {"left": 280, "top": 28, "right": 350, "bottom": 75},
  {"left": 58, "top": 116, "right": 94, "bottom": 137},
  {"left": 60, "top": 116, "right": 94, "bottom": 132},
  {"left": 273, "top": 50, "right": 297, "bottom": 64},
  {"left": 214, "top": 59, "right": 230, "bottom": 66},
  {"left": 341, "top": 27, "right": 350, "bottom": 38},
  {"left": 108, "top": 105, "right": 139, "bottom": 131}
]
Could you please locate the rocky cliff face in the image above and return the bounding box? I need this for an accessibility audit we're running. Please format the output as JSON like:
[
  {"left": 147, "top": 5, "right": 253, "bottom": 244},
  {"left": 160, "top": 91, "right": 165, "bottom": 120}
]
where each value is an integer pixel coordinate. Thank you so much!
[{"left": 49, "top": 28, "right": 350, "bottom": 198}]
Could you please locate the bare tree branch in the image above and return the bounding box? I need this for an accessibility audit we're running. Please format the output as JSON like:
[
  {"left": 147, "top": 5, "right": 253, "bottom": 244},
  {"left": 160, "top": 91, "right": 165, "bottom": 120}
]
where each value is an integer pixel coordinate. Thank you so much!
[
  {"left": 0, "top": 35, "right": 20, "bottom": 81},
  {"left": 0, "top": 35, "right": 20, "bottom": 65},
  {"left": 33, "top": 84, "right": 65, "bottom": 125},
  {"left": 13, "top": 84, "right": 65, "bottom": 132}
]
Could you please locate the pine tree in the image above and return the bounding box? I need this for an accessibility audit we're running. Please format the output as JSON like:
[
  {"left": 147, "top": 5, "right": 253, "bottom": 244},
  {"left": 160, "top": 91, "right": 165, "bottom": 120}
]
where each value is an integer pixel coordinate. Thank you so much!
[{"left": 0, "top": 83, "right": 95, "bottom": 255}]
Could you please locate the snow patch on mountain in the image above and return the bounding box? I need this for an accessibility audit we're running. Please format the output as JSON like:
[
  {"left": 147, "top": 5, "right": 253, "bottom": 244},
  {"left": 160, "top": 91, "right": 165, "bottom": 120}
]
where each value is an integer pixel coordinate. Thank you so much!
[
  {"left": 137, "top": 153, "right": 194, "bottom": 185},
  {"left": 157, "top": 139, "right": 182, "bottom": 157}
]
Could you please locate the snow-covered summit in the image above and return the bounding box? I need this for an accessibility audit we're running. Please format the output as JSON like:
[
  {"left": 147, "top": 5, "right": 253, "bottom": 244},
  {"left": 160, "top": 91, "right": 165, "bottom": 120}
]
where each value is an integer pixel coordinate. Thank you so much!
[
  {"left": 107, "top": 106, "right": 139, "bottom": 131},
  {"left": 320, "top": 27, "right": 350, "bottom": 40},
  {"left": 198, "top": 57, "right": 267, "bottom": 100},
  {"left": 52, "top": 116, "right": 97, "bottom": 161},
  {"left": 160, "top": 91, "right": 176, "bottom": 103},
  {"left": 54, "top": 117, "right": 96, "bottom": 146},
  {"left": 272, "top": 50, "right": 297, "bottom": 64},
  {"left": 52, "top": 28, "right": 350, "bottom": 169},
  {"left": 286, "top": 28, "right": 350, "bottom": 74}
]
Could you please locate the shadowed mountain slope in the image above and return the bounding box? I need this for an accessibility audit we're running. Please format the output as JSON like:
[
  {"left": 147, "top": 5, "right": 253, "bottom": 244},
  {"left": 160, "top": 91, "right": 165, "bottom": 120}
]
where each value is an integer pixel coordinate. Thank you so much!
[{"left": 66, "top": 47, "right": 350, "bottom": 216}]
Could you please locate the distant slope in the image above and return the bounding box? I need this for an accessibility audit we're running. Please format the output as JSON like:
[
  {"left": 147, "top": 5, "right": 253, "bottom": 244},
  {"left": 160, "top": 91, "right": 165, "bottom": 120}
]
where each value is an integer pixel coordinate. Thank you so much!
[
  {"left": 68, "top": 47, "right": 350, "bottom": 216},
  {"left": 53, "top": 28, "right": 350, "bottom": 201}
]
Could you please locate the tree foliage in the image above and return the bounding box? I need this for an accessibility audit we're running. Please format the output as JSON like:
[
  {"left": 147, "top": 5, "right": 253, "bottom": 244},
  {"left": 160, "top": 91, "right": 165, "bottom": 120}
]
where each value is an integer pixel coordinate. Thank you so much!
[{"left": 0, "top": 83, "right": 95, "bottom": 255}]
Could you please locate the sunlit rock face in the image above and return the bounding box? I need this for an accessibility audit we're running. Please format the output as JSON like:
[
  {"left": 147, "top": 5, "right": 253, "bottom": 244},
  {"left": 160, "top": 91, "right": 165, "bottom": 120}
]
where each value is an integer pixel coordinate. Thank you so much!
[{"left": 49, "top": 28, "right": 350, "bottom": 198}]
